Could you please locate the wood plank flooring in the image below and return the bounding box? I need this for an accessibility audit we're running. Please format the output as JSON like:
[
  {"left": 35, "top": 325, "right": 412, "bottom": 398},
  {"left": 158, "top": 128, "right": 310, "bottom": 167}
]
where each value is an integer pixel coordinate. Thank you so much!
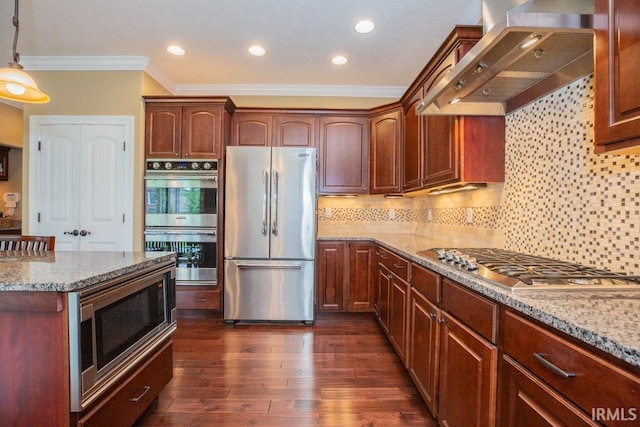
[{"left": 136, "top": 313, "right": 437, "bottom": 426}]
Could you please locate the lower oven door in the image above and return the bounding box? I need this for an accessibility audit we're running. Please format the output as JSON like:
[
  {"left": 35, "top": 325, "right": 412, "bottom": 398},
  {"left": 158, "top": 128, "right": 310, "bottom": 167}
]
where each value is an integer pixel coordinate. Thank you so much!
[{"left": 144, "top": 229, "right": 217, "bottom": 285}]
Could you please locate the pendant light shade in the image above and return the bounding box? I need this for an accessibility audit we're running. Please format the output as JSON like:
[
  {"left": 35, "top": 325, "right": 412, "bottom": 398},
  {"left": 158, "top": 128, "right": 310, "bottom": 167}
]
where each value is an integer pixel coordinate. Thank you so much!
[{"left": 0, "top": 0, "right": 50, "bottom": 104}]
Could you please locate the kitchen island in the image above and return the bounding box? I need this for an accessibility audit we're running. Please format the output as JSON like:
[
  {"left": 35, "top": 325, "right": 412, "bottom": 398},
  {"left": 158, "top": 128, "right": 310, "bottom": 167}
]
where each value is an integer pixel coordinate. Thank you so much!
[{"left": 0, "top": 251, "right": 177, "bottom": 427}]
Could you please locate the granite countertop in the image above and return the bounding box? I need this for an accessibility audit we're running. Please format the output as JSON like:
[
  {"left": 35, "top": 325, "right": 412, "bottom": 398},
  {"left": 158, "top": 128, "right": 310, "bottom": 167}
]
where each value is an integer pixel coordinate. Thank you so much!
[
  {"left": 0, "top": 251, "right": 176, "bottom": 292},
  {"left": 318, "top": 232, "right": 640, "bottom": 369}
]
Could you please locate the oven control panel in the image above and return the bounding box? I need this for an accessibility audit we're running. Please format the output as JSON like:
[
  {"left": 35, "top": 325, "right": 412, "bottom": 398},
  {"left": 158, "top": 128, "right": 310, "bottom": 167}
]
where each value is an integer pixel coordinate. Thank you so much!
[{"left": 146, "top": 159, "right": 218, "bottom": 172}]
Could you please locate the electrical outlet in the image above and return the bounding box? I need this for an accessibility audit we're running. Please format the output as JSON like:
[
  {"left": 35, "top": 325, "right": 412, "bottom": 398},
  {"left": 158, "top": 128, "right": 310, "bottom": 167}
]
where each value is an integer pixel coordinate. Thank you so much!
[
  {"left": 466, "top": 208, "right": 473, "bottom": 224},
  {"left": 324, "top": 207, "right": 332, "bottom": 218},
  {"left": 388, "top": 209, "right": 396, "bottom": 220},
  {"left": 427, "top": 209, "right": 433, "bottom": 221}
]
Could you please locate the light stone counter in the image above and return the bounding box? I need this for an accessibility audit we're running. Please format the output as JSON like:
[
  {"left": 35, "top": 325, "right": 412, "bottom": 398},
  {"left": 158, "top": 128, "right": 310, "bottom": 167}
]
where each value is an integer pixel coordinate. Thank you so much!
[
  {"left": 318, "top": 232, "right": 640, "bottom": 369},
  {"left": 0, "top": 251, "right": 176, "bottom": 292}
]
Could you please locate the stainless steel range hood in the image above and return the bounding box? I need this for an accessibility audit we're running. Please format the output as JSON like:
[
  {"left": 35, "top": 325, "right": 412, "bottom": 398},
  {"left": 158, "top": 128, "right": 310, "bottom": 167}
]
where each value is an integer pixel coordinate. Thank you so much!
[{"left": 416, "top": 0, "right": 594, "bottom": 116}]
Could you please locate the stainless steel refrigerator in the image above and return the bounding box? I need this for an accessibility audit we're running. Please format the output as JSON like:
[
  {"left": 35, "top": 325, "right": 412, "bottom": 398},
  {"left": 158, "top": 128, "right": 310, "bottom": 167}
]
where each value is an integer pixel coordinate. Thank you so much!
[{"left": 224, "top": 146, "right": 316, "bottom": 323}]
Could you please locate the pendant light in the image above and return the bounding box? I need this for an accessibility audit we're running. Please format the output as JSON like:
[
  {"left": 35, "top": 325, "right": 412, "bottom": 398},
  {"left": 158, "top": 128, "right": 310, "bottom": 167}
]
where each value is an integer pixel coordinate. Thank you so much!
[{"left": 0, "top": 0, "right": 50, "bottom": 103}]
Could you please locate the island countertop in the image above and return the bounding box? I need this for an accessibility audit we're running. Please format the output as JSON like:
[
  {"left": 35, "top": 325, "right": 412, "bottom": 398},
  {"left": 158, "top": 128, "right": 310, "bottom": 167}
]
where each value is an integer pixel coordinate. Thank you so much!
[
  {"left": 0, "top": 251, "right": 176, "bottom": 292},
  {"left": 318, "top": 232, "right": 640, "bottom": 369}
]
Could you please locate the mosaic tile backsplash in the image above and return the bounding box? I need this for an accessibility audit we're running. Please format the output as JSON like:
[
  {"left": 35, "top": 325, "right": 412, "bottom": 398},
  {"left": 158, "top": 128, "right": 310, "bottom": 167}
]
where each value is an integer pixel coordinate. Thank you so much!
[{"left": 319, "top": 74, "right": 640, "bottom": 274}]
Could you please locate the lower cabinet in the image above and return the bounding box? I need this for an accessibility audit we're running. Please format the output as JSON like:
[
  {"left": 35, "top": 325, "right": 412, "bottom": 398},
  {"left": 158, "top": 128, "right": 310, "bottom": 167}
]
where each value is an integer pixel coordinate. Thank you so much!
[
  {"left": 438, "top": 311, "right": 498, "bottom": 427},
  {"left": 176, "top": 285, "right": 221, "bottom": 310},
  {"left": 316, "top": 240, "right": 376, "bottom": 312}
]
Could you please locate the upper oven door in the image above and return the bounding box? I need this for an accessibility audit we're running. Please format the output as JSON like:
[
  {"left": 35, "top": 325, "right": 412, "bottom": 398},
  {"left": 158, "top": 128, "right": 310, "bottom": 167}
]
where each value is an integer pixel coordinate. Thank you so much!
[{"left": 144, "top": 174, "right": 218, "bottom": 228}]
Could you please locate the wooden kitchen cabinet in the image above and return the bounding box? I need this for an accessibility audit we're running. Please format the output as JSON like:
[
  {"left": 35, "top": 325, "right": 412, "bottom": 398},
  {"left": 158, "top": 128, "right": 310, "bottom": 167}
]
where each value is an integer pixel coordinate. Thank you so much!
[
  {"left": 318, "top": 114, "right": 370, "bottom": 194},
  {"left": 501, "top": 310, "right": 640, "bottom": 427},
  {"left": 347, "top": 241, "right": 376, "bottom": 312},
  {"left": 376, "top": 247, "right": 411, "bottom": 365},
  {"left": 144, "top": 97, "right": 233, "bottom": 159},
  {"left": 273, "top": 114, "right": 317, "bottom": 147},
  {"left": 316, "top": 241, "right": 347, "bottom": 311},
  {"left": 408, "top": 263, "right": 442, "bottom": 417},
  {"left": 317, "top": 240, "right": 375, "bottom": 312},
  {"left": 231, "top": 111, "right": 317, "bottom": 147},
  {"left": 438, "top": 311, "right": 498, "bottom": 427},
  {"left": 402, "top": 88, "right": 424, "bottom": 192},
  {"left": 370, "top": 104, "right": 402, "bottom": 194},
  {"left": 231, "top": 112, "right": 273, "bottom": 146},
  {"left": 594, "top": 0, "right": 640, "bottom": 154}
]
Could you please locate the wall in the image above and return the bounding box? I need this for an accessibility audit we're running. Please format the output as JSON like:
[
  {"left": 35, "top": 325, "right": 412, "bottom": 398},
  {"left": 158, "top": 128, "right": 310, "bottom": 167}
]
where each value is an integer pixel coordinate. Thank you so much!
[
  {"left": 19, "top": 70, "right": 162, "bottom": 249},
  {"left": 319, "top": 75, "right": 640, "bottom": 274},
  {"left": 0, "top": 102, "right": 23, "bottom": 148}
]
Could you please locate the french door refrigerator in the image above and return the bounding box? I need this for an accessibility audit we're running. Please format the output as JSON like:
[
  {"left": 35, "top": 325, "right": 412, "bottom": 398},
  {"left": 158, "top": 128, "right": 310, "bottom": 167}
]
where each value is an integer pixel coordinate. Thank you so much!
[{"left": 224, "top": 146, "right": 316, "bottom": 323}]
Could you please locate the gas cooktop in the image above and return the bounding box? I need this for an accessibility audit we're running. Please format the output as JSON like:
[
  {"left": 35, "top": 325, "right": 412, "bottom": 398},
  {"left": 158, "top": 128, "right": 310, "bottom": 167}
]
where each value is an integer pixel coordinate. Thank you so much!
[{"left": 418, "top": 248, "right": 640, "bottom": 291}]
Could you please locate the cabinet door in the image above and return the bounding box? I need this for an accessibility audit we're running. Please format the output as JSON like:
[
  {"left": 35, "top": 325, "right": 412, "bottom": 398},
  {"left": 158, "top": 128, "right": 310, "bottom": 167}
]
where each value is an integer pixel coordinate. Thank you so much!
[
  {"left": 594, "top": 0, "right": 640, "bottom": 153},
  {"left": 389, "top": 275, "right": 410, "bottom": 366},
  {"left": 370, "top": 109, "right": 402, "bottom": 194},
  {"left": 402, "top": 90, "right": 424, "bottom": 191},
  {"left": 377, "top": 264, "right": 392, "bottom": 333},
  {"left": 499, "top": 356, "right": 599, "bottom": 427},
  {"left": 348, "top": 241, "right": 376, "bottom": 312},
  {"left": 231, "top": 113, "right": 273, "bottom": 146},
  {"left": 181, "top": 105, "right": 222, "bottom": 159},
  {"left": 423, "top": 53, "right": 457, "bottom": 186},
  {"left": 408, "top": 288, "right": 440, "bottom": 417},
  {"left": 316, "top": 241, "right": 346, "bottom": 311},
  {"left": 273, "top": 115, "right": 317, "bottom": 147},
  {"left": 145, "top": 105, "right": 181, "bottom": 158},
  {"left": 318, "top": 116, "right": 370, "bottom": 194},
  {"left": 438, "top": 311, "right": 498, "bottom": 427}
]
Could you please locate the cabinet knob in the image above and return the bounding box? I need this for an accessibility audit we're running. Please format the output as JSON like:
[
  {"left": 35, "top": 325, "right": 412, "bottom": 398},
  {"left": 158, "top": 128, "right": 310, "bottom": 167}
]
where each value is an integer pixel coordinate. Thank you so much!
[
  {"left": 429, "top": 312, "right": 437, "bottom": 319},
  {"left": 437, "top": 318, "right": 445, "bottom": 324}
]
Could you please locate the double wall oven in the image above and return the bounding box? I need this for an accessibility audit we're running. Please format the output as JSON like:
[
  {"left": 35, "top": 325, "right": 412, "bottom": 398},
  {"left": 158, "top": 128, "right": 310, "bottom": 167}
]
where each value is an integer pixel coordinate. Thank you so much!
[{"left": 144, "top": 159, "right": 218, "bottom": 286}]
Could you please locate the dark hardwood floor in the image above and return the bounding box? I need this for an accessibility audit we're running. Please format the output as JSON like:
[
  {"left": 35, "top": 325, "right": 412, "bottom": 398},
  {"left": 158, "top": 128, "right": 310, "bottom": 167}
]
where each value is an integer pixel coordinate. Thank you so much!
[{"left": 136, "top": 312, "right": 437, "bottom": 426}]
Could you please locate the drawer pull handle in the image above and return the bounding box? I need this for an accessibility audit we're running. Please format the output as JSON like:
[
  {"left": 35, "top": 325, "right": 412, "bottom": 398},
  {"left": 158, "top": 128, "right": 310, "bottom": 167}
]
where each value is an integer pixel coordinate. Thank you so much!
[
  {"left": 379, "top": 254, "right": 389, "bottom": 259},
  {"left": 195, "top": 298, "right": 207, "bottom": 302},
  {"left": 393, "top": 263, "right": 404, "bottom": 269},
  {"left": 130, "top": 385, "right": 151, "bottom": 402},
  {"left": 533, "top": 353, "right": 576, "bottom": 378}
]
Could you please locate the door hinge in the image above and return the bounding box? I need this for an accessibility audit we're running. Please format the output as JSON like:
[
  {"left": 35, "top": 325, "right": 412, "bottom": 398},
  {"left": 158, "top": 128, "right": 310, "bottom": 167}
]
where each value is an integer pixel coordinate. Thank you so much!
[
  {"left": 37, "top": 213, "right": 41, "bottom": 222},
  {"left": 122, "top": 213, "right": 125, "bottom": 223},
  {"left": 123, "top": 141, "right": 126, "bottom": 151},
  {"left": 38, "top": 141, "right": 41, "bottom": 151}
]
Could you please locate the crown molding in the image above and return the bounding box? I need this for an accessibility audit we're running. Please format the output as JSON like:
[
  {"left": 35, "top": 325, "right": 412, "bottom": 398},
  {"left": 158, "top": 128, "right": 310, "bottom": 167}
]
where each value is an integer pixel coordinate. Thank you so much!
[{"left": 18, "top": 56, "right": 405, "bottom": 99}]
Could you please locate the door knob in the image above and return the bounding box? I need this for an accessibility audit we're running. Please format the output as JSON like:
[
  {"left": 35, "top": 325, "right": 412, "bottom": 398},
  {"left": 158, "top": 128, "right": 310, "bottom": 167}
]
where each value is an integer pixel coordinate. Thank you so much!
[
  {"left": 64, "top": 229, "right": 79, "bottom": 236},
  {"left": 79, "top": 230, "right": 91, "bottom": 236}
]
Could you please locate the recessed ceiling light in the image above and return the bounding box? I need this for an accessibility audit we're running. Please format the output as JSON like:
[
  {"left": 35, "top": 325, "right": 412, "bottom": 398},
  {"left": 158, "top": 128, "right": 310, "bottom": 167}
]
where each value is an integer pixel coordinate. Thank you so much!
[
  {"left": 166, "top": 45, "right": 185, "bottom": 56},
  {"left": 354, "top": 20, "right": 375, "bottom": 34},
  {"left": 248, "top": 45, "right": 266, "bottom": 56},
  {"left": 332, "top": 55, "right": 348, "bottom": 65}
]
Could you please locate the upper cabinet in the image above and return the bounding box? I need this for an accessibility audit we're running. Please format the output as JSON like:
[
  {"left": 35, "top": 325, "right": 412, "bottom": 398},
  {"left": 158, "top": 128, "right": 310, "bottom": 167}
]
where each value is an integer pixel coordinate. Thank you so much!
[
  {"left": 318, "top": 114, "right": 370, "bottom": 194},
  {"left": 370, "top": 105, "right": 402, "bottom": 194},
  {"left": 144, "top": 97, "right": 234, "bottom": 159},
  {"left": 400, "top": 25, "right": 506, "bottom": 192},
  {"left": 594, "top": 0, "right": 640, "bottom": 154},
  {"left": 231, "top": 111, "right": 317, "bottom": 147}
]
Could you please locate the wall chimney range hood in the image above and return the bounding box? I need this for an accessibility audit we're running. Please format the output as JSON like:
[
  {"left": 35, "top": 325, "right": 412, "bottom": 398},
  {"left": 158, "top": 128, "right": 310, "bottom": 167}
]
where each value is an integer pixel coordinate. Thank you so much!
[{"left": 416, "top": 0, "right": 594, "bottom": 116}]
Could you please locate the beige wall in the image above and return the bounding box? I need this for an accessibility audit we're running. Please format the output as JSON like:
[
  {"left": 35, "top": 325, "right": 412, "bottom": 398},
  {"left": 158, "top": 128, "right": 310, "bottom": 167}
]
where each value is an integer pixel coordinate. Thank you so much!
[
  {"left": 0, "top": 102, "right": 23, "bottom": 148},
  {"left": 20, "top": 70, "right": 148, "bottom": 249}
]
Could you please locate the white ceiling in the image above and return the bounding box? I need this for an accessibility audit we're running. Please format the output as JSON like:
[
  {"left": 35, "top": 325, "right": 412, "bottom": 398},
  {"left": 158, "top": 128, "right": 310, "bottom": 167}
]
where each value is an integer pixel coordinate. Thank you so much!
[{"left": 0, "top": 0, "right": 482, "bottom": 108}]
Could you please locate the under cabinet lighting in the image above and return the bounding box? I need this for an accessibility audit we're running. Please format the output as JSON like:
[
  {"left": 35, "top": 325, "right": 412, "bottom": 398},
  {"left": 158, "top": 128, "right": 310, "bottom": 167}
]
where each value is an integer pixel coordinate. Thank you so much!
[
  {"left": 520, "top": 34, "right": 542, "bottom": 49},
  {"left": 428, "top": 183, "right": 486, "bottom": 195}
]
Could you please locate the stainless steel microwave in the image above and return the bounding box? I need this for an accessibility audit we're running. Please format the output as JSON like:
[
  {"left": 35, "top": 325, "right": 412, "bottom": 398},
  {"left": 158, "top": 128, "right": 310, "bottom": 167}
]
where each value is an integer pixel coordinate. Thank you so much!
[{"left": 67, "top": 264, "right": 176, "bottom": 412}]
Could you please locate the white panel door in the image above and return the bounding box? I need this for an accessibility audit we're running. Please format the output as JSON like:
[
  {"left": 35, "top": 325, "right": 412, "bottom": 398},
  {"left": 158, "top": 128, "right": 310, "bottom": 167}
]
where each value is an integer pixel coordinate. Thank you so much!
[{"left": 30, "top": 116, "right": 133, "bottom": 251}]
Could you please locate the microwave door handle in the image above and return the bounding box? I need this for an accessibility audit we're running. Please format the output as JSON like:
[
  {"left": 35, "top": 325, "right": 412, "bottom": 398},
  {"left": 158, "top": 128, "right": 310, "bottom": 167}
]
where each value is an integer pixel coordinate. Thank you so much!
[
  {"left": 262, "top": 170, "right": 269, "bottom": 235},
  {"left": 271, "top": 170, "right": 278, "bottom": 236}
]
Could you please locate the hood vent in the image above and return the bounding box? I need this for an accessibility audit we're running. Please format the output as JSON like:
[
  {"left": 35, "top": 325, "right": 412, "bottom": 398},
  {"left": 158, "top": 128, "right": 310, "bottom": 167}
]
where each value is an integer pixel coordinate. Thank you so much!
[{"left": 417, "top": 0, "right": 594, "bottom": 116}]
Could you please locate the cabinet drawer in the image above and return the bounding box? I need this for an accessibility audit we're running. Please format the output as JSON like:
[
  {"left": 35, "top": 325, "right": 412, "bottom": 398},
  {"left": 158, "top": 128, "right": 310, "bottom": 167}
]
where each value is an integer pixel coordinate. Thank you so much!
[
  {"left": 411, "top": 263, "right": 440, "bottom": 302},
  {"left": 503, "top": 310, "right": 640, "bottom": 420},
  {"left": 441, "top": 278, "right": 497, "bottom": 343},
  {"left": 177, "top": 288, "right": 221, "bottom": 310},
  {"left": 378, "top": 247, "right": 409, "bottom": 281},
  {"left": 77, "top": 340, "right": 173, "bottom": 427}
]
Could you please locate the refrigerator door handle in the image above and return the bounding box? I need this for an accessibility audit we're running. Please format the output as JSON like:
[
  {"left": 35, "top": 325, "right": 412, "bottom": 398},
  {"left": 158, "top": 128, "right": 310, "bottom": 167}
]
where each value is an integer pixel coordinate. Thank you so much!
[
  {"left": 271, "top": 170, "right": 279, "bottom": 236},
  {"left": 237, "top": 263, "right": 302, "bottom": 270},
  {"left": 261, "top": 170, "right": 269, "bottom": 235}
]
